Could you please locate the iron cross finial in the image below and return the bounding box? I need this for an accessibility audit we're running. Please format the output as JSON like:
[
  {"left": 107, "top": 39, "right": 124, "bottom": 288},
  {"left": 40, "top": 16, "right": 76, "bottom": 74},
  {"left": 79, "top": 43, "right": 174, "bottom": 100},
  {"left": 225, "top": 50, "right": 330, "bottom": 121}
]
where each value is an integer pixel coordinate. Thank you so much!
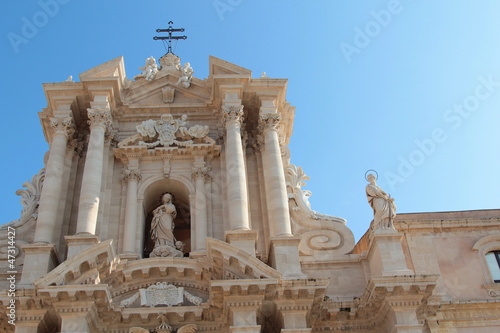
[{"left": 153, "top": 21, "right": 187, "bottom": 55}]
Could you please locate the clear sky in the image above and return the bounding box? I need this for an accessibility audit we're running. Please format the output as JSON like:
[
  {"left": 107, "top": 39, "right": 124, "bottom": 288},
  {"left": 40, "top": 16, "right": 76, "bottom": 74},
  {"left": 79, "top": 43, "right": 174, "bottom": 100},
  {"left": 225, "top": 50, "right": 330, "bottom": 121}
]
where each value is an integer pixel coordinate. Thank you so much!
[{"left": 1, "top": 0, "right": 499, "bottom": 241}]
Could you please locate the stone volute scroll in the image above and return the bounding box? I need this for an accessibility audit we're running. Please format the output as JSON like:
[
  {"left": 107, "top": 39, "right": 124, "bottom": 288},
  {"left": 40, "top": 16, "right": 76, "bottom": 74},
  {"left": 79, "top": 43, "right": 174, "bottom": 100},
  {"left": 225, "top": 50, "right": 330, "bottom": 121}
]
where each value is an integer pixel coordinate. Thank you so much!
[
  {"left": 286, "top": 164, "right": 355, "bottom": 256},
  {"left": 365, "top": 171, "right": 396, "bottom": 230}
]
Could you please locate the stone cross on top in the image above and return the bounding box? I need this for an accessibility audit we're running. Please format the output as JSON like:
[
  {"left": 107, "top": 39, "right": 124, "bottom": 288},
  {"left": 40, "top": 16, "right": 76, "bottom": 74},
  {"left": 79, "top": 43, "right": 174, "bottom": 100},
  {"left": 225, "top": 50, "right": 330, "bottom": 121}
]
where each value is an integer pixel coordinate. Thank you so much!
[{"left": 153, "top": 21, "right": 187, "bottom": 54}]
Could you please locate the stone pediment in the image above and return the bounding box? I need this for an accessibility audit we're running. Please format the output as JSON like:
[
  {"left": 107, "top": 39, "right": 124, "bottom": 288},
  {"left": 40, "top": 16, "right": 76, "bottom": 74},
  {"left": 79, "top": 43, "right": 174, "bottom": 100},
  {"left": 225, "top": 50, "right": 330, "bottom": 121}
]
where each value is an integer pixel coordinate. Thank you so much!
[
  {"left": 124, "top": 75, "right": 210, "bottom": 106},
  {"left": 79, "top": 56, "right": 126, "bottom": 82}
]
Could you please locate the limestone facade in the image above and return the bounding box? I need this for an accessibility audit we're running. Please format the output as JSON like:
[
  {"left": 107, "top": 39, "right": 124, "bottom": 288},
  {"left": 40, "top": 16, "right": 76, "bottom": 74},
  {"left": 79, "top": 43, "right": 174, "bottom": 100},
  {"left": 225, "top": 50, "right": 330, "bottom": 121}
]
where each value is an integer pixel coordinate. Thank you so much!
[{"left": 0, "top": 53, "right": 499, "bottom": 332}]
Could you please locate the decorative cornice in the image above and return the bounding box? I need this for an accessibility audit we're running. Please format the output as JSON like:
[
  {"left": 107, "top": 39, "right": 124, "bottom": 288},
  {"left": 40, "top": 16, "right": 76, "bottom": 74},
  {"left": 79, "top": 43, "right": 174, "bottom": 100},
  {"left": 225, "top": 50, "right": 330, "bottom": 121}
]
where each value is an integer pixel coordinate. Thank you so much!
[{"left": 221, "top": 105, "right": 244, "bottom": 126}]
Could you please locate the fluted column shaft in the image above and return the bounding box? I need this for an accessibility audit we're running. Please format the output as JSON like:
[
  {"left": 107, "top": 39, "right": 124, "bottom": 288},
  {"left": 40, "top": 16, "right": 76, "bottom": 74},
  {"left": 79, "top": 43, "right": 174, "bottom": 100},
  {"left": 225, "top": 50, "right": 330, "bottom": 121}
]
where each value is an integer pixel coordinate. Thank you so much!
[
  {"left": 34, "top": 117, "right": 74, "bottom": 244},
  {"left": 260, "top": 113, "right": 292, "bottom": 237},
  {"left": 76, "top": 108, "right": 112, "bottom": 235},
  {"left": 122, "top": 170, "right": 141, "bottom": 253},
  {"left": 223, "top": 105, "right": 250, "bottom": 230},
  {"left": 193, "top": 168, "right": 209, "bottom": 251}
]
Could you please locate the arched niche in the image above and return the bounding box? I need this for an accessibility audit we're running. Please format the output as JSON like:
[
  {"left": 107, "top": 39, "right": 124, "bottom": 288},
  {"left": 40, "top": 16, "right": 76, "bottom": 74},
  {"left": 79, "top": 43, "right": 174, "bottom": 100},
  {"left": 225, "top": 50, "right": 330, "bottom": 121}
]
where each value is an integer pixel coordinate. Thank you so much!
[{"left": 140, "top": 176, "right": 193, "bottom": 258}]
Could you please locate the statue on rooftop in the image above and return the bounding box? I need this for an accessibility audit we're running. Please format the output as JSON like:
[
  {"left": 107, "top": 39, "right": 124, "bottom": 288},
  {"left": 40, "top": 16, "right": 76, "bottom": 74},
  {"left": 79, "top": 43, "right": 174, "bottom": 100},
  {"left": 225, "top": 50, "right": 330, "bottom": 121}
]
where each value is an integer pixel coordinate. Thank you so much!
[
  {"left": 365, "top": 172, "right": 396, "bottom": 230},
  {"left": 135, "top": 56, "right": 158, "bottom": 81}
]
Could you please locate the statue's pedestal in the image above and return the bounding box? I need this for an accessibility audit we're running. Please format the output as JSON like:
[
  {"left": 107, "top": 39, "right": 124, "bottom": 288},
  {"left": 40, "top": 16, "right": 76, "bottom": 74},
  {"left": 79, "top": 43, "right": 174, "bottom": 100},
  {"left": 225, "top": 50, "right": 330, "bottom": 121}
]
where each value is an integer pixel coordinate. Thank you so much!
[
  {"left": 269, "top": 237, "right": 306, "bottom": 279},
  {"left": 65, "top": 234, "right": 100, "bottom": 259},
  {"left": 19, "top": 243, "right": 60, "bottom": 286},
  {"left": 226, "top": 230, "right": 258, "bottom": 257},
  {"left": 368, "top": 229, "right": 414, "bottom": 276}
]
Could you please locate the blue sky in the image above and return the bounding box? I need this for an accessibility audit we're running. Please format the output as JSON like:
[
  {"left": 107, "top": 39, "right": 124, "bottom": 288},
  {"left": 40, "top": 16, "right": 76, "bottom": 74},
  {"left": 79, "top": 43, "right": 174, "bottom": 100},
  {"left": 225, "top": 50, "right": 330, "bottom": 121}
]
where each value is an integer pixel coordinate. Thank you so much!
[{"left": 1, "top": 0, "right": 499, "bottom": 242}]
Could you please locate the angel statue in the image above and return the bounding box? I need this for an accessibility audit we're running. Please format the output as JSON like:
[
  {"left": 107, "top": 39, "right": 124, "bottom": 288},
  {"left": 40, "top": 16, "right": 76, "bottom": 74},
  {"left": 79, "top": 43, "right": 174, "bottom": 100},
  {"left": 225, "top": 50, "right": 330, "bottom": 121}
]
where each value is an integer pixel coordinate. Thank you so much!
[
  {"left": 177, "top": 62, "right": 194, "bottom": 88},
  {"left": 365, "top": 172, "right": 396, "bottom": 230},
  {"left": 135, "top": 56, "right": 158, "bottom": 81}
]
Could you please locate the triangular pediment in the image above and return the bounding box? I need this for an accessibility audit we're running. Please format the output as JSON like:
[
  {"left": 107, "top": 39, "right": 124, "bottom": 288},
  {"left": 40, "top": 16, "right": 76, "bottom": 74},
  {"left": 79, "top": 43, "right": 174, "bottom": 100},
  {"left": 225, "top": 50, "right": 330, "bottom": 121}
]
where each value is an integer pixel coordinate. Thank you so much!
[
  {"left": 79, "top": 56, "right": 126, "bottom": 82},
  {"left": 124, "top": 73, "right": 210, "bottom": 106},
  {"left": 209, "top": 56, "right": 252, "bottom": 76}
]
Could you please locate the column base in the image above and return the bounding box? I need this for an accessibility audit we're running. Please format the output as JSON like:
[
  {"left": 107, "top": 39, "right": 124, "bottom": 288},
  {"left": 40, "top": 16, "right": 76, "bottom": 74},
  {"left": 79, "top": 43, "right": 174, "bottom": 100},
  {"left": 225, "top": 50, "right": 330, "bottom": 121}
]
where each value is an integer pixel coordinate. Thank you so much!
[
  {"left": 230, "top": 326, "right": 261, "bottom": 333},
  {"left": 19, "top": 243, "right": 60, "bottom": 287},
  {"left": 190, "top": 250, "right": 207, "bottom": 259},
  {"left": 269, "top": 237, "right": 306, "bottom": 279},
  {"left": 65, "top": 234, "right": 100, "bottom": 259},
  {"left": 281, "top": 329, "right": 312, "bottom": 333},
  {"left": 226, "top": 230, "right": 258, "bottom": 257}
]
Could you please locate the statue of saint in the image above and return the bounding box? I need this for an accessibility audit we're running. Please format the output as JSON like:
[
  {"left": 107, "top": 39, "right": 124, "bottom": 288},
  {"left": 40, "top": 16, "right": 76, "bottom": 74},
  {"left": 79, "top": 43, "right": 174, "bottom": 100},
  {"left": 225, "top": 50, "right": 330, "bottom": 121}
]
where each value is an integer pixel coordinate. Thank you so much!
[
  {"left": 151, "top": 193, "right": 177, "bottom": 247},
  {"left": 365, "top": 173, "right": 396, "bottom": 229}
]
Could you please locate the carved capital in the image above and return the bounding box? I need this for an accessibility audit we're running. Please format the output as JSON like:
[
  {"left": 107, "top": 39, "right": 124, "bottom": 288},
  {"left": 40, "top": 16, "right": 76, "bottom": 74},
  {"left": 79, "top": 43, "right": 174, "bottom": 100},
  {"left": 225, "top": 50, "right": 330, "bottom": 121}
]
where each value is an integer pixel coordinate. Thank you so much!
[
  {"left": 50, "top": 116, "right": 75, "bottom": 138},
  {"left": 122, "top": 169, "right": 142, "bottom": 183},
  {"left": 221, "top": 105, "right": 244, "bottom": 126},
  {"left": 258, "top": 113, "right": 280, "bottom": 132},
  {"left": 192, "top": 167, "right": 211, "bottom": 182},
  {"left": 87, "top": 108, "right": 112, "bottom": 129}
]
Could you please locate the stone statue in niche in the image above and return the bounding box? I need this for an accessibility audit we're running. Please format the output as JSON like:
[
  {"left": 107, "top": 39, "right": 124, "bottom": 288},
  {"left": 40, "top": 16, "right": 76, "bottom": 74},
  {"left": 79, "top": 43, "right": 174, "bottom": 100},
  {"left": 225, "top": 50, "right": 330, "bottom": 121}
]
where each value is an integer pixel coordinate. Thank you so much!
[
  {"left": 150, "top": 193, "right": 184, "bottom": 258},
  {"left": 365, "top": 173, "right": 396, "bottom": 230},
  {"left": 135, "top": 56, "right": 159, "bottom": 81}
]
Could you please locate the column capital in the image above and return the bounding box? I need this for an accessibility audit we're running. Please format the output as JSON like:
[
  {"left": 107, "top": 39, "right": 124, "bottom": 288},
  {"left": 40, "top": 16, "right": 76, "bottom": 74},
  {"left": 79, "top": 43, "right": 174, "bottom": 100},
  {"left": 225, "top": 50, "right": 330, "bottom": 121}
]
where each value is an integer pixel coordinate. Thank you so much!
[
  {"left": 222, "top": 105, "right": 244, "bottom": 125},
  {"left": 87, "top": 108, "right": 112, "bottom": 128},
  {"left": 50, "top": 116, "right": 75, "bottom": 138},
  {"left": 192, "top": 167, "right": 211, "bottom": 182},
  {"left": 258, "top": 112, "right": 281, "bottom": 132},
  {"left": 122, "top": 169, "right": 142, "bottom": 183}
]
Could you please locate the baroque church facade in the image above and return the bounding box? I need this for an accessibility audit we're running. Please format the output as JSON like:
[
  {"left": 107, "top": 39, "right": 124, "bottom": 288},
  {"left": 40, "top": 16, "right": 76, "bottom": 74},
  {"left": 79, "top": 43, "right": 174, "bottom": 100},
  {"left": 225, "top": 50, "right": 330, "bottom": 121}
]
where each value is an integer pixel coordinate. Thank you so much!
[{"left": 1, "top": 51, "right": 500, "bottom": 332}]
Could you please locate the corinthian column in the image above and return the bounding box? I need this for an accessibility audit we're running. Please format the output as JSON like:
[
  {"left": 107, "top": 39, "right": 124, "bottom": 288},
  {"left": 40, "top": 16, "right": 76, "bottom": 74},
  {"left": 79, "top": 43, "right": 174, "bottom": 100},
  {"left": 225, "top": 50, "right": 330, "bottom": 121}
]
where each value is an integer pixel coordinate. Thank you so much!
[
  {"left": 75, "top": 108, "right": 112, "bottom": 235},
  {"left": 192, "top": 167, "right": 209, "bottom": 251},
  {"left": 259, "top": 113, "right": 292, "bottom": 237},
  {"left": 121, "top": 169, "right": 141, "bottom": 256},
  {"left": 34, "top": 117, "right": 74, "bottom": 244},
  {"left": 222, "top": 105, "right": 250, "bottom": 231}
]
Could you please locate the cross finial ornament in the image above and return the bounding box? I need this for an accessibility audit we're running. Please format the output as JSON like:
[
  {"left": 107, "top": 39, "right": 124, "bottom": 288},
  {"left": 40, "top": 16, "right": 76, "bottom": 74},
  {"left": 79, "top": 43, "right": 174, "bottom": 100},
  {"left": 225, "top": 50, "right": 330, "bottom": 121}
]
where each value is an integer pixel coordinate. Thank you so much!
[{"left": 153, "top": 21, "right": 187, "bottom": 54}]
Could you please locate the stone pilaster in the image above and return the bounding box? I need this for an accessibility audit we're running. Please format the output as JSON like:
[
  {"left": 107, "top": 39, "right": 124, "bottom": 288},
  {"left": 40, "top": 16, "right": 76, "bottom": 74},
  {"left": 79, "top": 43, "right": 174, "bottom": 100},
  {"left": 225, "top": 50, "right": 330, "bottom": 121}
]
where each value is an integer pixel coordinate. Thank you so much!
[
  {"left": 222, "top": 105, "right": 250, "bottom": 231},
  {"left": 258, "top": 113, "right": 292, "bottom": 237},
  {"left": 33, "top": 116, "right": 74, "bottom": 244},
  {"left": 192, "top": 167, "right": 210, "bottom": 251},
  {"left": 75, "top": 107, "right": 112, "bottom": 236},
  {"left": 120, "top": 168, "right": 141, "bottom": 259}
]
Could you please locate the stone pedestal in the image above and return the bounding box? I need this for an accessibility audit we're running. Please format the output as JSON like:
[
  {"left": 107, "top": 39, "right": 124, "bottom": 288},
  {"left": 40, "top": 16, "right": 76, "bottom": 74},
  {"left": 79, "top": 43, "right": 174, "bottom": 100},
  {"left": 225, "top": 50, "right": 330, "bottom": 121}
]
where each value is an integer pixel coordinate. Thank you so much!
[
  {"left": 226, "top": 230, "right": 258, "bottom": 257},
  {"left": 368, "top": 229, "right": 414, "bottom": 277},
  {"left": 65, "top": 234, "right": 100, "bottom": 259},
  {"left": 269, "top": 237, "right": 306, "bottom": 279},
  {"left": 19, "top": 244, "right": 60, "bottom": 286},
  {"left": 385, "top": 295, "right": 426, "bottom": 333}
]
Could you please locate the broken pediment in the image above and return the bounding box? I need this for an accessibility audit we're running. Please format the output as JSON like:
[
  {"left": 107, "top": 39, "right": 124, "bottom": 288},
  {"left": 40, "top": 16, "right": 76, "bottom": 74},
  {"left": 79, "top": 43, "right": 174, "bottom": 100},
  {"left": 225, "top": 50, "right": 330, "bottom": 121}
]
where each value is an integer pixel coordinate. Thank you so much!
[{"left": 79, "top": 56, "right": 126, "bottom": 82}]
